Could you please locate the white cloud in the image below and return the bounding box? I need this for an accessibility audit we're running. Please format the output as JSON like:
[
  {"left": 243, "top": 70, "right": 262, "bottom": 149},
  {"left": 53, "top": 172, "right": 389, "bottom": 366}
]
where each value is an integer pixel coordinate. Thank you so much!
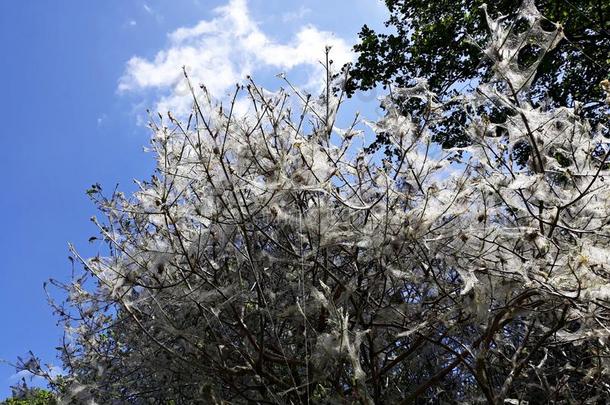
[
  {"left": 119, "top": 0, "right": 353, "bottom": 116},
  {"left": 97, "top": 113, "right": 108, "bottom": 127},
  {"left": 281, "top": 5, "right": 311, "bottom": 23},
  {"left": 142, "top": 3, "right": 163, "bottom": 23},
  {"left": 9, "top": 369, "right": 34, "bottom": 382},
  {"left": 8, "top": 365, "right": 63, "bottom": 384}
]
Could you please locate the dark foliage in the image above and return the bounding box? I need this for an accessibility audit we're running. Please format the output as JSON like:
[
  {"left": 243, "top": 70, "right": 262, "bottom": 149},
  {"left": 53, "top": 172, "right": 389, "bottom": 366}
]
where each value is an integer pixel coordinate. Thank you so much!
[{"left": 347, "top": 0, "right": 610, "bottom": 153}]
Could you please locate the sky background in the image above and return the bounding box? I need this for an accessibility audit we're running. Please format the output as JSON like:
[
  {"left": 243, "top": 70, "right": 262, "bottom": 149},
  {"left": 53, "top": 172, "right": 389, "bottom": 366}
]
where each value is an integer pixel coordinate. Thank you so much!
[{"left": 0, "top": 0, "right": 387, "bottom": 397}]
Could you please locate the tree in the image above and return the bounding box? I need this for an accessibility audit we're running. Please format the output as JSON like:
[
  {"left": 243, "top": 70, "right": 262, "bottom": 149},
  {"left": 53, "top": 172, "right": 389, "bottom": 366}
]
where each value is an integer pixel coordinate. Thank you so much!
[
  {"left": 347, "top": 0, "right": 610, "bottom": 153},
  {"left": 1, "top": 387, "right": 56, "bottom": 405},
  {"left": 19, "top": 3, "right": 610, "bottom": 403}
]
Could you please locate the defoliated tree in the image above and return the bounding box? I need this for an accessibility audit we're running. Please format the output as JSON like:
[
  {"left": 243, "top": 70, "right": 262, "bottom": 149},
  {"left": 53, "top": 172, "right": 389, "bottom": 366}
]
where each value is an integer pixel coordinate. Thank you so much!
[{"left": 19, "top": 2, "right": 610, "bottom": 403}]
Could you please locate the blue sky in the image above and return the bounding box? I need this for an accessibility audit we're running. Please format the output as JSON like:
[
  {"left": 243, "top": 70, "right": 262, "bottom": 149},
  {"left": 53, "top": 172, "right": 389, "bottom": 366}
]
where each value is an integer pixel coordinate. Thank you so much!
[{"left": 0, "top": 0, "right": 386, "bottom": 396}]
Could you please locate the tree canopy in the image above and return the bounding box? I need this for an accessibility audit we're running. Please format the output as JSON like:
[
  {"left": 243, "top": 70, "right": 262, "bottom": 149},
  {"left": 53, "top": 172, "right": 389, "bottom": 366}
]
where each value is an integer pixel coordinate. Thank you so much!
[
  {"left": 1, "top": 388, "right": 56, "bottom": 405},
  {"left": 15, "top": 1, "right": 610, "bottom": 403},
  {"left": 347, "top": 0, "right": 610, "bottom": 152}
]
